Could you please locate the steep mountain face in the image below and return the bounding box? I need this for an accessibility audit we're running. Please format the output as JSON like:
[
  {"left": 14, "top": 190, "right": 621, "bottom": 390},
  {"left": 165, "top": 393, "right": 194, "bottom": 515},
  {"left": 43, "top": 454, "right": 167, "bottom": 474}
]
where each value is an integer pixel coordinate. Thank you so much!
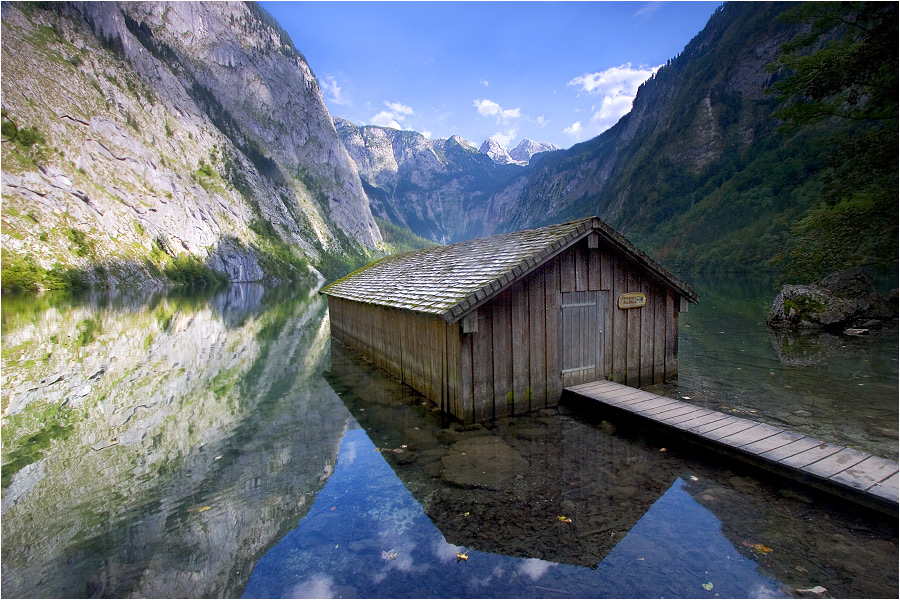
[
  {"left": 478, "top": 138, "right": 518, "bottom": 165},
  {"left": 478, "top": 2, "right": 837, "bottom": 273},
  {"left": 334, "top": 118, "right": 522, "bottom": 243},
  {"left": 1, "top": 1, "right": 381, "bottom": 288},
  {"left": 508, "top": 138, "right": 560, "bottom": 164}
]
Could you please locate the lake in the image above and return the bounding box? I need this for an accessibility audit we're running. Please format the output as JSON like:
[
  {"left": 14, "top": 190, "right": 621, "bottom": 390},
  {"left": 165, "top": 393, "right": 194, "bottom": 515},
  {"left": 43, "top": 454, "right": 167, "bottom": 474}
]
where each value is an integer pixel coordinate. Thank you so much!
[{"left": 1, "top": 275, "right": 897, "bottom": 598}]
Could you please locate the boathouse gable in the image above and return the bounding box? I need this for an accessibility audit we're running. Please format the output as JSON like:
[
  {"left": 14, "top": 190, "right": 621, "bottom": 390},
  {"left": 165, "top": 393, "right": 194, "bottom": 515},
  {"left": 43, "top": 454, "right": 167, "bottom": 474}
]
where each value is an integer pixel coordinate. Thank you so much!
[{"left": 323, "top": 217, "right": 698, "bottom": 423}]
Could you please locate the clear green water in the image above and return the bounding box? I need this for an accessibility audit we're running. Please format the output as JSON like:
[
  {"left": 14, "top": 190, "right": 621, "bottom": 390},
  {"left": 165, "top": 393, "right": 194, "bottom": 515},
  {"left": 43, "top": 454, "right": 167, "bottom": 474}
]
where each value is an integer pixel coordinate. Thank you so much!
[{"left": 1, "top": 277, "right": 897, "bottom": 598}]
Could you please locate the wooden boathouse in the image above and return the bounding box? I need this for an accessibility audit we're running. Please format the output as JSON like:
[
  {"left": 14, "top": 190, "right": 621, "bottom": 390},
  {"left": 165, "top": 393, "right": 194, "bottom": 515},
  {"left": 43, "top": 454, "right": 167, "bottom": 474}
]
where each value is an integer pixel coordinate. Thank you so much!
[{"left": 322, "top": 216, "right": 699, "bottom": 423}]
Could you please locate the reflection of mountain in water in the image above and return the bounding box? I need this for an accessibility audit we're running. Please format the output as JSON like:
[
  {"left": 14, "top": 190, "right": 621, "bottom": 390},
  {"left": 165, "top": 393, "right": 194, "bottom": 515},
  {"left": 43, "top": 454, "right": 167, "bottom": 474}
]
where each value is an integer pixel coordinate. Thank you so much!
[
  {"left": 1, "top": 285, "right": 351, "bottom": 598},
  {"left": 325, "top": 341, "right": 674, "bottom": 568}
]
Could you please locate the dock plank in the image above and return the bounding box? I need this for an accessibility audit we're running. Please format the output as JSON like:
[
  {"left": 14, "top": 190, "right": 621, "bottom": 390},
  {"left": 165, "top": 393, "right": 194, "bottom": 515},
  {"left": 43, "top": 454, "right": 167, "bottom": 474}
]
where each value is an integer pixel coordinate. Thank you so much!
[
  {"left": 625, "top": 397, "right": 682, "bottom": 412},
  {"left": 564, "top": 379, "right": 898, "bottom": 514},
  {"left": 717, "top": 423, "right": 783, "bottom": 448},
  {"left": 669, "top": 411, "right": 731, "bottom": 431},
  {"left": 803, "top": 448, "right": 871, "bottom": 479},
  {"left": 703, "top": 420, "right": 760, "bottom": 441},
  {"left": 758, "top": 437, "right": 823, "bottom": 462},
  {"left": 740, "top": 430, "right": 805, "bottom": 455},
  {"left": 689, "top": 416, "right": 742, "bottom": 435},
  {"left": 655, "top": 405, "right": 707, "bottom": 422},
  {"left": 869, "top": 474, "right": 900, "bottom": 503},
  {"left": 781, "top": 443, "right": 844, "bottom": 469},
  {"left": 830, "top": 456, "right": 899, "bottom": 491}
]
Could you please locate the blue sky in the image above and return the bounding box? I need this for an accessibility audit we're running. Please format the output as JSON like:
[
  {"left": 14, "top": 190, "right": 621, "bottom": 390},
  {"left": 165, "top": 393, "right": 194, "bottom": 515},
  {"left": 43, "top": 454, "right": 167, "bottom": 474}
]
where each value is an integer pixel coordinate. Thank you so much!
[{"left": 262, "top": 1, "right": 721, "bottom": 150}]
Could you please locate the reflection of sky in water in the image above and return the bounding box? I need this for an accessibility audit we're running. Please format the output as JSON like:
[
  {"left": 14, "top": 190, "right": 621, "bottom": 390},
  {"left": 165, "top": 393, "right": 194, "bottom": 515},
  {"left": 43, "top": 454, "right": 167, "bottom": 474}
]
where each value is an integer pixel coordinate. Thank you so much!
[{"left": 243, "top": 426, "right": 784, "bottom": 599}]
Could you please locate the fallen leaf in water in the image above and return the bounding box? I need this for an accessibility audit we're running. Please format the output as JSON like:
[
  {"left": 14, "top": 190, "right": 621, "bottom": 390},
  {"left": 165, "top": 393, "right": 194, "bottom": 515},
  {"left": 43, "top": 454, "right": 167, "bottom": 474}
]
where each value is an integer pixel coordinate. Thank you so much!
[
  {"left": 381, "top": 549, "right": 398, "bottom": 561},
  {"left": 464, "top": 512, "right": 470, "bottom": 516},
  {"left": 557, "top": 516, "right": 572, "bottom": 523},
  {"left": 456, "top": 551, "right": 469, "bottom": 561},
  {"left": 330, "top": 506, "right": 336, "bottom": 511},
  {"left": 659, "top": 448, "right": 667, "bottom": 452},
  {"left": 689, "top": 475, "right": 699, "bottom": 481},
  {"left": 742, "top": 541, "right": 773, "bottom": 554},
  {"left": 702, "top": 581, "right": 713, "bottom": 591},
  {"left": 190, "top": 506, "right": 211, "bottom": 513}
]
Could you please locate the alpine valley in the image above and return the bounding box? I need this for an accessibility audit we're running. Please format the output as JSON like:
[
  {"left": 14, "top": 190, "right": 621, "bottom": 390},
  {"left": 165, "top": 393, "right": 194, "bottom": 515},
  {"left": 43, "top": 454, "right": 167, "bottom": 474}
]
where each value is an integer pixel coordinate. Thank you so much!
[{"left": 1, "top": 1, "right": 896, "bottom": 291}]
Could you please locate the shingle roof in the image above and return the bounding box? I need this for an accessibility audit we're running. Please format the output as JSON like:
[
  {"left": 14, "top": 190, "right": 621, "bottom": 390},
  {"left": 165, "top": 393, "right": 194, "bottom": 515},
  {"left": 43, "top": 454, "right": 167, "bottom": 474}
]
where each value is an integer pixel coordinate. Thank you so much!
[{"left": 321, "top": 216, "right": 698, "bottom": 323}]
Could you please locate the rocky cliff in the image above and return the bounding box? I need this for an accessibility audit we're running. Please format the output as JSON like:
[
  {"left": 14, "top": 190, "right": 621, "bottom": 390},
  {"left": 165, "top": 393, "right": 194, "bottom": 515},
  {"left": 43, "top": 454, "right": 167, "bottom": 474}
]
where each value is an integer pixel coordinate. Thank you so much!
[
  {"left": 1, "top": 2, "right": 381, "bottom": 288},
  {"left": 334, "top": 117, "right": 523, "bottom": 243},
  {"left": 477, "top": 2, "right": 861, "bottom": 274}
]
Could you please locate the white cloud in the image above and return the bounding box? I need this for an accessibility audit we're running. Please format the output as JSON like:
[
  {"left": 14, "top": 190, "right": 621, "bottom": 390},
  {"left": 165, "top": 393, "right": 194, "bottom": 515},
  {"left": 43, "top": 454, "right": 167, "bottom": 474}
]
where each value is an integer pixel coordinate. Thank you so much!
[
  {"left": 516, "top": 558, "right": 555, "bottom": 581},
  {"left": 384, "top": 101, "right": 414, "bottom": 115},
  {"left": 290, "top": 574, "right": 334, "bottom": 599},
  {"left": 564, "top": 121, "right": 583, "bottom": 136},
  {"left": 370, "top": 111, "right": 403, "bottom": 129},
  {"left": 536, "top": 115, "right": 548, "bottom": 128},
  {"left": 633, "top": 1, "right": 664, "bottom": 19},
  {"left": 369, "top": 101, "right": 416, "bottom": 130},
  {"left": 480, "top": 79, "right": 490, "bottom": 86},
  {"left": 566, "top": 62, "right": 661, "bottom": 141},
  {"left": 432, "top": 538, "right": 465, "bottom": 563},
  {"left": 321, "top": 75, "right": 348, "bottom": 105},
  {"left": 569, "top": 62, "right": 659, "bottom": 97},
  {"left": 491, "top": 128, "right": 518, "bottom": 148},
  {"left": 420, "top": 129, "right": 433, "bottom": 139},
  {"left": 588, "top": 94, "right": 636, "bottom": 132},
  {"left": 474, "top": 98, "right": 522, "bottom": 121}
]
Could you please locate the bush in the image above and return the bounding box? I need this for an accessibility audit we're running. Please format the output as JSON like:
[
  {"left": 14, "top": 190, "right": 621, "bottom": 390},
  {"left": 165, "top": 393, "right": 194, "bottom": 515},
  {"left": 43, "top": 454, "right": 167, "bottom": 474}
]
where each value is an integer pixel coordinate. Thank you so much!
[
  {"left": 1, "top": 251, "right": 87, "bottom": 293},
  {"left": 163, "top": 255, "right": 227, "bottom": 289}
]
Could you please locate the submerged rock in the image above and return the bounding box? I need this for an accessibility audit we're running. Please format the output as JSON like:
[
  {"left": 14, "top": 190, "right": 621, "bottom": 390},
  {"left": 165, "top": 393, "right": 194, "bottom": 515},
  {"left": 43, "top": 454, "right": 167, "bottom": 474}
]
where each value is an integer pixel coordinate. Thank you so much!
[
  {"left": 440, "top": 436, "right": 529, "bottom": 491},
  {"left": 767, "top": 269, "right": 894, "bottom": 331}
]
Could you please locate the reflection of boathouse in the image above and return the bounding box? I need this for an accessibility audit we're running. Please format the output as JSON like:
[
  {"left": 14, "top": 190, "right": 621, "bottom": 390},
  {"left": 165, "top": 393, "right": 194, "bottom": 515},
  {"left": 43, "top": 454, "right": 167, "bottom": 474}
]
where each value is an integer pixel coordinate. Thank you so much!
[
  {"left": 325, "top": 341, "right": 673, "bottom": 568},
  {"left": 322, "top": 217, "right": 698, "bottom": 423}
]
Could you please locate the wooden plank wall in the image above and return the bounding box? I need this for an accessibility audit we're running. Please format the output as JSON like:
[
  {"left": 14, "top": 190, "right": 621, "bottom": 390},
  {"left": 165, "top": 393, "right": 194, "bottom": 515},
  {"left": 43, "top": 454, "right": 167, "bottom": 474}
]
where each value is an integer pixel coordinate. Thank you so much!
[
  {"left": 328, "top": 235, "right": 684, "bottom": 424},
  {"left": 326, "top": 297, "right": 462, "bottom": 417},
  {"left": 456, "top": 238, "right": 681, "bottom": 420}
]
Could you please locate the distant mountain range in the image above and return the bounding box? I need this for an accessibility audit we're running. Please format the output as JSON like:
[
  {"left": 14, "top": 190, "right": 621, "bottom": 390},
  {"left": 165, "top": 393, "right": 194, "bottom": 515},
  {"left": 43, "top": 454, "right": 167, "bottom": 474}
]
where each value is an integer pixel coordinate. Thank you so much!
[{"left": 479, "top": 138, "right": 560, "bottom": 166}]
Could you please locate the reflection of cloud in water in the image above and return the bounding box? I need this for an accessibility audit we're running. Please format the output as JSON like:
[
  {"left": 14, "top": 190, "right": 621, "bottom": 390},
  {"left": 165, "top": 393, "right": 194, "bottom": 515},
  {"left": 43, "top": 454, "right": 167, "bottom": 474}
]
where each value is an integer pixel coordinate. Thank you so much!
[
  {"left": 431, "top": 537, "right": 465, "bottom": 563},
  {"left": 372, "top": 541, "right": 420, "bottom": 584},
  {"left": 341, "top": 440, "right": 358, "bottom": 466},
  {"left": 516, "top": 557, "right": 555, "bottom": 581},
  {"left": 750, "top": 583, "right": 785, "bottom": 599},
  {"left": 289, "top": 574, "right": 334, "bottom": 599}
]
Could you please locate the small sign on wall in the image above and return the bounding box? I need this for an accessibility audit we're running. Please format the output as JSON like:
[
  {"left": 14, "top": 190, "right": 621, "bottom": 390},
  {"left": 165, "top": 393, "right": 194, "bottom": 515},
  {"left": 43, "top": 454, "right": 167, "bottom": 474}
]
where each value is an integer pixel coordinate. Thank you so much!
[{"left": 618, "top": 292, "right": 646, "bottom": 309}]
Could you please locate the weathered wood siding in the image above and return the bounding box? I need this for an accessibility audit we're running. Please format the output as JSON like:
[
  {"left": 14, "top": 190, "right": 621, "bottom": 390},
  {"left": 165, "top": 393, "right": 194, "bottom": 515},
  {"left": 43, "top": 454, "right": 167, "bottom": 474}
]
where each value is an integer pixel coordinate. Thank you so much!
[
  {"left": 456, "top": 237, "right": 680, "bottom": 421},
  {"left": 329, "top": 236, "right": 683, "bottom": 423},
  {"left": 327, "top": 296, "right": 462, "bottom": 416}
]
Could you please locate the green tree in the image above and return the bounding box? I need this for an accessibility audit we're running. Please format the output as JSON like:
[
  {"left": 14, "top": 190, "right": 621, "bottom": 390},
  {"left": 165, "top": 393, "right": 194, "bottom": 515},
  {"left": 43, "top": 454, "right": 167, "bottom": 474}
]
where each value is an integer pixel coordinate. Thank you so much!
[{"left": 768, "top": 2, "right": 898, "bottom": 281}]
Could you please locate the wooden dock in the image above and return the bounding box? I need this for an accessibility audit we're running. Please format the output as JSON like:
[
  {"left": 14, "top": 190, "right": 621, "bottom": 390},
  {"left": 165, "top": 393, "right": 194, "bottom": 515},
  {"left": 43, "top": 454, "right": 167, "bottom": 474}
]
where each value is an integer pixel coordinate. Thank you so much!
[{"left": 565, "top": 380, "right": 899, "bottom": 515}]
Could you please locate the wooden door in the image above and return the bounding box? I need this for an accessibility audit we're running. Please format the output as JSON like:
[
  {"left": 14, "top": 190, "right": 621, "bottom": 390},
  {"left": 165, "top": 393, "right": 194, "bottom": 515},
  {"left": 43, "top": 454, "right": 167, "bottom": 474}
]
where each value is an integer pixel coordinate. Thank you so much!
[{"left": 559, "top": 290, "right": 606, "bottom": 387}]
